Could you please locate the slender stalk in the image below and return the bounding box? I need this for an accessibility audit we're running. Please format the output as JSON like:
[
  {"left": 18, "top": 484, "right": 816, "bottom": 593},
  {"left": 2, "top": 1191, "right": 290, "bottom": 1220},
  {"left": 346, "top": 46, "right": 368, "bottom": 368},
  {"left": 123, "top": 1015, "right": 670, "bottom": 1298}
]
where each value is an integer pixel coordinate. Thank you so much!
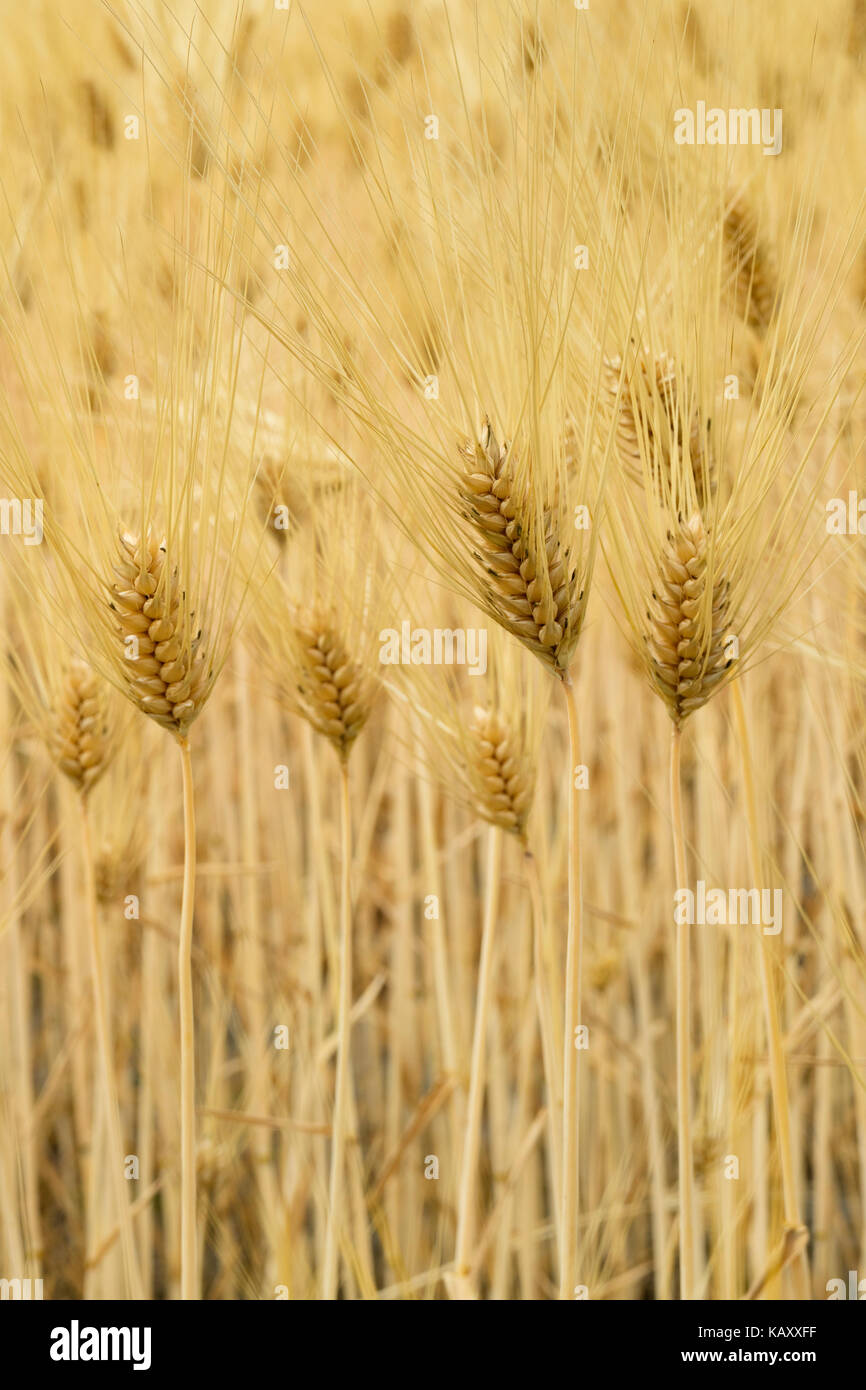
[
  {"left": 452, "top": 824, "right": 502, "bottom": 1299},
  {"left": 385, "top": 750, "right": 410, "bottom": 1274},
  {"left": 722, "top": 900, "right": 741, "bottom": 1300},
  {"left": 82, "top": 1078, "right": 106, "bottom": 1298},
  {"left": 235, "top": 646, "right": 280, "bottom": 1288},
  {"left": 137, "top": 914, "right": 158, "bottom": 1298},
  {"left": 178, "top": 735, "right": 198, "bottom": 1300},
  {"left": 415, "top": 744, "right": 461, "bottom": 1106},
  {"left": 58, "top": 783, "right": 91, "bottom": 1195},
  {"left": 0, "top": 666, "right": 41, "bottom": 1276},
  {"left": 614, "top": 675, "right": 669, "bottom": 1298},
  {"left": 524, "top": 846, "right": 562, "bottom": 1262},
  {"left": 670, "top": 721, "right": 696, "bottom": 1299},
  {"left": 236, "top": 645, "right": 270, "bottom": 1157},
  {"left": 558, "top": 673, "right": 583, "bottom": 1299},
  {"left": 322, "top": 757, "right": 353, "bottom": 1299},
  {"left": 301, "top": 722, "right": 331, "bottom": 1277},
  {"left": 80, "top": 798, "right": 143, "bottom": 1300},
  {"left": 731, "top": 678, "right": 810, "bottom": 1299}
]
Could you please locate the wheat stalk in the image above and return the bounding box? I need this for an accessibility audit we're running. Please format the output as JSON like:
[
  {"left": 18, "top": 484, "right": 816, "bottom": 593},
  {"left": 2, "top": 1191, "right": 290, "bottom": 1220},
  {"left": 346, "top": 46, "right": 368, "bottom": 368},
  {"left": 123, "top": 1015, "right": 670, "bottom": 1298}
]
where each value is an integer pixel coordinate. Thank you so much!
[
  {"left": 731, "top": 677, "right": 810, "bottom": 1299},
  {"left": 110, "top": 530, "right": 218, "bottom": 1299},
  {"left": 641, "top": 511, "right": 733, "bottom": 1294},
  {"left": 246, "top": 477, "right": 383, "bottom": 1296},
  {"left": 44, "top": 656, "right": 143, "bottom": 1297},
  {"left": 457, "top": 416, "right": 588, "bottom": 1297},
  {"left": 451, "top": 700, "right": 535, "bottom": 1298},
  {"left": 110, "top": 528, "right": 209, "bottom": 1298},
  {"left": 450, "top": 823, "right": 502, "bottom": 1300},
  {"left": 458, "top": 415, "right": 588, "bottom": 1297}
]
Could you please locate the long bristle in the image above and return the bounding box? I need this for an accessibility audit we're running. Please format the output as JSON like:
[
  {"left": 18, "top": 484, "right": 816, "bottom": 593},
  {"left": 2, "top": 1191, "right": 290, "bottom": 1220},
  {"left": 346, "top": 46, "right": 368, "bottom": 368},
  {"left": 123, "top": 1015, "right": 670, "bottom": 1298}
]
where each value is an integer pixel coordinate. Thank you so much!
[
  {"left": 724, "top": 191, "right": 778, "bottom": 335},
  {"left": 604, "top": 353, "right": 714, "bottom": 510}
]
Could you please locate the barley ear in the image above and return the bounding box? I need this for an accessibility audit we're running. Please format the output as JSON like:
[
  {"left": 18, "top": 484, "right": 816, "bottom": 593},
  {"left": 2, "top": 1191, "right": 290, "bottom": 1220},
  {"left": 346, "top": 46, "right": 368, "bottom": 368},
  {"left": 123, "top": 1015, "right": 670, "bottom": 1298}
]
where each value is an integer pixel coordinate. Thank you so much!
[
  {"left": 293, "top": 605, "right": 375, "bottom": 761},
  {"left": 646, "top": 512, "right": 732, "bottom": 724},
  {"left": 110, "top": 530, "right": 209, "bottom": 738},
  {"left": 468, "top": 706, "right": 534, "bottom": 839},
  {"left": 459, "top": 417, "right": 581, "bottom": 676},
  {"left": 50, "top": 658, "right": 110, "bottom": 795}
]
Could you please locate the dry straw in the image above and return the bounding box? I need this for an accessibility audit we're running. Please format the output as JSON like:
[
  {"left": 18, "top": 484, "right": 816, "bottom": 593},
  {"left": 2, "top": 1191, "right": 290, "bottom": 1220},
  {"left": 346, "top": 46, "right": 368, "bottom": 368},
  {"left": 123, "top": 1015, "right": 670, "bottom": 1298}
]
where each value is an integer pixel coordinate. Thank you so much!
[
  {"left": 384, "top": 616, "right": 557, "bottom": 1295},
  {"left": 0, "top": 121, "right": 271, "bottom": 1298},
  {"left": 1, "top": 593, "right": 145, "bottom": 1297},
  {"left": 172, "top": 8, "right": 635, "bottom": 1297},
  {"left": 248, "top": 469, "right": 383, "bottom": 1297},
  {"left": 605, "top": 150, "right": 864, "bottom": 1297}
]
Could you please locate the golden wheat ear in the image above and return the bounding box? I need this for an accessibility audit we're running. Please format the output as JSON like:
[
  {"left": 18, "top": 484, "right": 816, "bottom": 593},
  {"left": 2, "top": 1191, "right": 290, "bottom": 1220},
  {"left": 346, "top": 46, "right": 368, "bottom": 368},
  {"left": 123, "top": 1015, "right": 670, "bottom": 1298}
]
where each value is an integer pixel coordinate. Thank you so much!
[
  {"left": 49, "top": 657, "right": 111, "bottom": 796},
  {"left": 110, "top": 529, "right": 210, "bottom": 739},
  {"left": 458, "top": 418, "right": 582, "bottom": 678},
  {"left": 291, "top": 603, "right": 376, "bottom": 762},
  {"left": 467, "top": 705, "right": 534, "bottom": 840},
  {"left": 646, "top": 512, "right": 732, "bottom": 725},
  {"left": 724, "top": 190, "right": 778, "bottom": 335}
]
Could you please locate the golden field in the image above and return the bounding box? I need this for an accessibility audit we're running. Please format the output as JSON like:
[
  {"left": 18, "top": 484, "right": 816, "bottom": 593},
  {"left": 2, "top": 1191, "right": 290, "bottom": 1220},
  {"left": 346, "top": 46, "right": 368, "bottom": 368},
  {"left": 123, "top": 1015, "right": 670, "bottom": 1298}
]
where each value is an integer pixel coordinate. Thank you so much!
[{"left": 0, "top": 0, "right": 864, "bottom": 1302}]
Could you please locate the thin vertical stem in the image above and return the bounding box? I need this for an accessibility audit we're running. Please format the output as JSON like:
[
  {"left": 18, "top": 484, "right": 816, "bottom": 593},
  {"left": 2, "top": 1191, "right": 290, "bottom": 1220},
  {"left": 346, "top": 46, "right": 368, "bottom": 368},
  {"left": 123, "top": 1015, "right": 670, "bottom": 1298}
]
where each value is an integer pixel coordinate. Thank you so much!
[
  {"left": 731, "top": 678, "right": 809, "bottom": 1299},
  {"left": 415, "top": 746, "right": 461, "bottom": 1105},
  {"left": 0, "top": 666, "right": 41, "bottom": 1276},
  {"left": 524, "top": 846, "right": 562, "bottom": 1266},
  {"left": 80, "top": 797, "right": 143, "bottom": 1300},
  {"left": 236, "top": 645, "right": 270, "bottom": 1157},
  {"left": 558, "top": 673, "right": 583, "bottom": 1300},
  {"left": 614, "top": 675, "right": 669, "bottom": 1299},
  {"left": 322, "top": 757, "right": 353, "bottom": 1299},
  {"left": 670, "top": 720, "right": 696, "bottom": 1299},
  {"left": 452, "top": 824, "right": 502, "bottom": 1299},
  {"left": 178, "top": 735, "right": 197, "bottom": 1300}
]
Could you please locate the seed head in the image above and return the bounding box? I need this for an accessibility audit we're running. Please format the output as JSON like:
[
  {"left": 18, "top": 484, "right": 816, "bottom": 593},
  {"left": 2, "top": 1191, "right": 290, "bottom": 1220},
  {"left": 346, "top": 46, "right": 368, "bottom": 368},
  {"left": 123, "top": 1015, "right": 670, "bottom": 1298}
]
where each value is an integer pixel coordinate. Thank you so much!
[
  {"left": 467, "top": 704, "right": 535, "bottom": 839},
  {"left": 646, "top": 512, "right": 732, "bottom": 724},
  {"left": 459, "top": 418, "right": 582, "bottom": 677},
  {"left": 110, "top": 530, "right": 210, "bottom": 738},
  {"left": 291, "top": 605, "right": 376, "bottom": 761},
  {"left": 50, "top": 657, "right": 110, "bottom": 795}
]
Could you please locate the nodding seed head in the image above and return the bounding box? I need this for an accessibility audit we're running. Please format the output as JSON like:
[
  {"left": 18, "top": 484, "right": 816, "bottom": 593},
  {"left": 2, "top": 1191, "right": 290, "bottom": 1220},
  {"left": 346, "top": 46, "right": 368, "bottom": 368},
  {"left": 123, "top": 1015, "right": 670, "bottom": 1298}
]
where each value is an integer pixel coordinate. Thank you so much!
[
  {"left": 110, "top": 529, "right": 209, "bottom": 739},
  {"left": 50, "top": 657, "right": 110, "bottom": 795},
  {"left": 458, "top": 417, "right": 583, "bottom": 676},
  {"left": 645, "top": 511, "right": 732, "bottom": 724},
  {"left": 467, "top": 705, "right": 534, "bottom": 838},
  {"left": 291, "top": 605, "right": 375, "bottom": 760}
]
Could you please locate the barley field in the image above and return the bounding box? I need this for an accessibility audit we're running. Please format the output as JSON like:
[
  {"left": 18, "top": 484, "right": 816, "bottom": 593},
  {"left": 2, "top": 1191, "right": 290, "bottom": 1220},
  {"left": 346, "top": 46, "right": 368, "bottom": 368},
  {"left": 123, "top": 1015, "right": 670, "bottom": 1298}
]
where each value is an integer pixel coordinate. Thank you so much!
[{"left": 0, "top": 0, "right": 864, "bottom": 1304}]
